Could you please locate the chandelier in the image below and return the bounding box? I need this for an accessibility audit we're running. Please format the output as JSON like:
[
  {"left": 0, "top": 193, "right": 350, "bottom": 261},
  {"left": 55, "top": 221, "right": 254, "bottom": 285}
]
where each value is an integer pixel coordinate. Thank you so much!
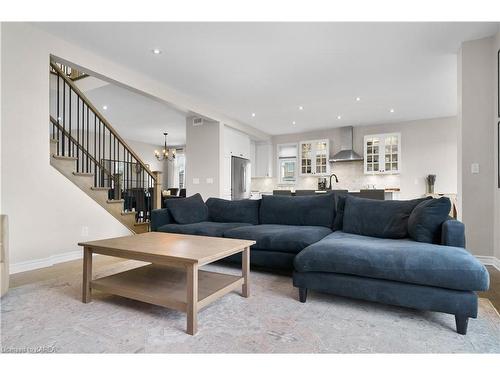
[{"left": 154, "top": 132, "right": 176, "bottom": 161}]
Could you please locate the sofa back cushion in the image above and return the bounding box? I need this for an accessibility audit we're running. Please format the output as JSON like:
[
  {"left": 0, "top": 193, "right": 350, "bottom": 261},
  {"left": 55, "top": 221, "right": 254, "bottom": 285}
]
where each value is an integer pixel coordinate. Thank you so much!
[
  {"left": 206, "top": 198, "right": 260, "bottom": 225},
  {"left": 165, "top": 193, "right": 208, "bottom": 224},
  {"left": 342, "top": 195, "right": 430, "bottom": 239},
  {"left": 408, "top": 197, "right": 451, "bottom": 243},
  {"left": 259, "top": 193, "right": 336, "bottom": 228},
  {"left": 332, "top": 194, "right": 347, "bottom": 231}
]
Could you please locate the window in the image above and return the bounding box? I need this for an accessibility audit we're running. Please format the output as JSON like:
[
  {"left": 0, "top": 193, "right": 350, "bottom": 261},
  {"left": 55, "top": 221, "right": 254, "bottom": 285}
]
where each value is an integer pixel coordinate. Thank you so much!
[
  {"left": 172, "top": 151, "right": 185, "bottom": 188},
  {"left": 279, "top": 158, "right": 297, "bottom": 184},
  {"left": 277, "top": 143, "right": 298, "bottom": 185},
  {"left": 176, "top": 153, "right": 185, "bottom": 189}
]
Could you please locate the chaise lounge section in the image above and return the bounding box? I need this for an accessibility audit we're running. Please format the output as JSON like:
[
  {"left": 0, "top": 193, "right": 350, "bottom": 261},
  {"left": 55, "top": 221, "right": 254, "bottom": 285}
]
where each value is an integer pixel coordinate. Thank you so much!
[{"left": 151, "top": 192, "right": 489, "bottom": 334}]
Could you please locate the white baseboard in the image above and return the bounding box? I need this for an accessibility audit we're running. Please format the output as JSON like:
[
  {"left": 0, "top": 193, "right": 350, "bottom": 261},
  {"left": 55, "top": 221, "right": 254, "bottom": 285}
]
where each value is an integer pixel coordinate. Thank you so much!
[
  {"left": 10, "top": 250, "right": 83, "bottom": 274},
  {"left": 476, "top": 256, "right": 500, "bottom": 272}
]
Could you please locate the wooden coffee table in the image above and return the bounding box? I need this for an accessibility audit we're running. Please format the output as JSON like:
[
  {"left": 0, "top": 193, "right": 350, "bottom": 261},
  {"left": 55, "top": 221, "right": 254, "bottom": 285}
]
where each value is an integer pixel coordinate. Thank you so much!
[{"left": 78, "top": 232, "right": 255, "bottom": 335}]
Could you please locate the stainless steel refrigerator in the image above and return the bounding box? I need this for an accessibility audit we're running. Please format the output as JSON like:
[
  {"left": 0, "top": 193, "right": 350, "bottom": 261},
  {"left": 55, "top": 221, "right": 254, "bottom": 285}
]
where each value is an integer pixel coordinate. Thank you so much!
[{"left": 231, "top": 156, "right": 251, "bottom": 200}]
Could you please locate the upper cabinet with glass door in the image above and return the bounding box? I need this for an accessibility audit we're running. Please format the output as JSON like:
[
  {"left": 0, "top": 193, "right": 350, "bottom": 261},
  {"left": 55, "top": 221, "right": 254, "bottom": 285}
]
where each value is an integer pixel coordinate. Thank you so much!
[
  {"left": 299, "top": 139, "right": 330, "bottom": 176},
  {"left": 364, "top": 133, "right": 401, "bottom": 174}
]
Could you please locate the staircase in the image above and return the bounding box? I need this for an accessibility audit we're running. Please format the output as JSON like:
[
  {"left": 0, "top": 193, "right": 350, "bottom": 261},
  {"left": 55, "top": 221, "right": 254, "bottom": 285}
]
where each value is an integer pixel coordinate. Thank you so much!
[{"left": 49, "top": 62, "right": 161, "bottom": 234}]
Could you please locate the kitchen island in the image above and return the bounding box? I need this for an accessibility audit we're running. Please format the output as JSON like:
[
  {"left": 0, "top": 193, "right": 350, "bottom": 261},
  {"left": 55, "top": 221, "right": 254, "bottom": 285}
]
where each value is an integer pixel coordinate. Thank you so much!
[{"left": 250, "top": 189, "right": 400, "bottom": 200}]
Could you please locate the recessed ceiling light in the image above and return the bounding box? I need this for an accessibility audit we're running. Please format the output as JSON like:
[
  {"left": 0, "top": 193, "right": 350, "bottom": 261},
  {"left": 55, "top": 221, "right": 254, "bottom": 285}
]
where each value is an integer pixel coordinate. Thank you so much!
[
  {"left": 102, "top": 105, "right": 108, "bottom": 110},
  {"left": 355, "top": 97, "right": 361, "bottom": 102},
  {"left": 298, "top": 106, "right": 303, "bottom": 110},
  {"left": 152, "top": 48, "right": 162, "bottom": 55},
  {"left": 337, "top": 115, "right": 342, "bottom": 120},
  {"left": 389, "top": 108, "right": 395, "bottom": 113},
  {"left": 251, "top": 113, "right": 256, "bottom": 117},
  {"left": 292, "top": 121, "right": 296, "bottom": 125}
]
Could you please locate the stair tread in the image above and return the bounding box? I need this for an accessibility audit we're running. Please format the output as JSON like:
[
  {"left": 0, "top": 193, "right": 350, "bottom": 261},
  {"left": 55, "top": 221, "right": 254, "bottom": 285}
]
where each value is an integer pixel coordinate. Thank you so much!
[
  {"left": 121, "top": 211, "right": 136, "bottom": 216},
  {"left": 107, "top": 199, "right": 124, "bottom": 203},
  {"left": 73, "top": 172, "right": 94, "bottom": 177},
  {"left": 52, "top": 154, "right": 78, "bottom": 161},
  {"left": 50, "top": 138, "right": 58, "bottom": 143},
  {"left": 134, "top": 222, "right": 150, "bottom": 226},
  {"left": 91, "top": 187, "right": 111, "bottom": 190}
]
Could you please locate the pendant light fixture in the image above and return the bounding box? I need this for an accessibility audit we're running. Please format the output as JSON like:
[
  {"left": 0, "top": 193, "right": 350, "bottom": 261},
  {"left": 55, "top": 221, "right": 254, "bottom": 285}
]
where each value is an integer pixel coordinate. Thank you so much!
[{"left": 154, "top": 132, "right": 176, "bottom": 161}]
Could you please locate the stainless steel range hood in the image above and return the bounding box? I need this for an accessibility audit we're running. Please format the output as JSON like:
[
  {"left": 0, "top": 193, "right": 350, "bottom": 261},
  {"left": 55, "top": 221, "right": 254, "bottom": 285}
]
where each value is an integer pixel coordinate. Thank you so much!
[{"left": 329, "top": 126, "right": 363, "bottom": 162}]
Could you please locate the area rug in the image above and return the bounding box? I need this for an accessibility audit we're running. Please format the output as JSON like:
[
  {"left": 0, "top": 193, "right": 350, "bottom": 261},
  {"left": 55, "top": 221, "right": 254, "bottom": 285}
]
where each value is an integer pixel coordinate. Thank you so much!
[{"left": 1, "top": 260, "right": 499, "bottom": 353}]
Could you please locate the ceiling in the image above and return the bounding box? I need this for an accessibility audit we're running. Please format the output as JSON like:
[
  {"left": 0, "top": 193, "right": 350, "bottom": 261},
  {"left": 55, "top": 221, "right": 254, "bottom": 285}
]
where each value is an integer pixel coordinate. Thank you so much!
[
  {"left": 38, "top": 22, "right": 499, "bottom": 136},
  {"left": 82, "top": 80, "right": 187, "bottom": 146}
]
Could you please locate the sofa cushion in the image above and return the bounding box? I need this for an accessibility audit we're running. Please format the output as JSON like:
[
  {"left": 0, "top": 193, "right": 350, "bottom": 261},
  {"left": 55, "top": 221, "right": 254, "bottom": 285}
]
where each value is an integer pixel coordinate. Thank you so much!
[
  {"left": 441, "top": 219, "right": 466, "bottom": 248},
  {"left": 164, "top": 193, "right": 208, "bottom": 224},
  {"left": 342, "top": 196, "right": 430, "bottom": 239},
  {"left": 408, "top": 197, "right": 451, "bottom": 243},
  {"left": 294, "top": 231, "right": 489, "bottom": 291},
  {"left": 157, "top": 221, "right": 253, "bottom": 237},
  {"left": 332, "top": 195, "right": 347, "bottom": 231},
  {"left": 150, "top": 208, "right": 173, "bottom": 231},
  {"left": 224, "top": 224, "right": 332, "bottom": 254},
  {"left": 259, "top": 193, "right": 336, "bottom": 228},
  {"left": 206, "top": 197, "right": 260, "bottom": 225}
]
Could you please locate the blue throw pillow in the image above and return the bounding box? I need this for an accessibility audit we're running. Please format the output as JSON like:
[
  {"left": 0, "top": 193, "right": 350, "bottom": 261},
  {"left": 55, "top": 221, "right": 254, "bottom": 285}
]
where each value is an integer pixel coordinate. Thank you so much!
[
  {"left": 408, "top": 197, "right": 451, "bottom": 243},
  {"left": 342, "top": 196, "right": 430, "bottom": 239},
  {"left": 206, "top": 197, "right": 260, "bottom": 225},
  {"left": 165, "top": 193, "right": 208, "bottom": 224}
]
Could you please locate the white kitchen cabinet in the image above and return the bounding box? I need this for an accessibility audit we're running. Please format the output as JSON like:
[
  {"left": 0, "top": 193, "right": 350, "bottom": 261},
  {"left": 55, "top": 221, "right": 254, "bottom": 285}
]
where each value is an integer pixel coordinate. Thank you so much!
[
  {"left": 250, "top": 141, "right": 257, "bottom": 176},
  {"left": 364, "top": 133, "right": 401, "bottom": 174},
  {"left": 224, "top": 126, "right": 250, "bottom": 159},
  {"left": 223, "top": 126, "right": 251, "bottom": 200},
  {"left": 299, "top": 139, "right": 330, "bottom": 176},
  {"left": 254, "top": 142, "right": 273, "bottom": 177},
  {"left": 221, "top": 155, "right": 232, "bottom": 200}
]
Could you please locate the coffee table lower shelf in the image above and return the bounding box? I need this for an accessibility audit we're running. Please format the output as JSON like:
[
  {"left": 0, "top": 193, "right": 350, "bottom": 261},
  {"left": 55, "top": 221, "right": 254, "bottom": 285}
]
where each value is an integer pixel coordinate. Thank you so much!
[{"left": 90, "top": 264, "right": 244, "bottom": 313}]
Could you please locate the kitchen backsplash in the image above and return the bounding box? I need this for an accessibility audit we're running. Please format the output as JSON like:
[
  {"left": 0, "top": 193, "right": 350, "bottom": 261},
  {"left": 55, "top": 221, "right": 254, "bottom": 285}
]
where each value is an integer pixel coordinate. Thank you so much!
[{"left": 251, "top": 161, "right": 401, "bottom": 192}]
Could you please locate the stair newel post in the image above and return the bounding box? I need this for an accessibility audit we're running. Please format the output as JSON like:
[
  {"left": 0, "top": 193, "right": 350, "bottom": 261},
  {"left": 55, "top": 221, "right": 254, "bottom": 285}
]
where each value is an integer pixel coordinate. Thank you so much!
[
  {"left": 114, "top": 173, "right": 122, "bottom": 201},
  {"left": 152, "top": 171, "right": 162, "bottom": 210}
]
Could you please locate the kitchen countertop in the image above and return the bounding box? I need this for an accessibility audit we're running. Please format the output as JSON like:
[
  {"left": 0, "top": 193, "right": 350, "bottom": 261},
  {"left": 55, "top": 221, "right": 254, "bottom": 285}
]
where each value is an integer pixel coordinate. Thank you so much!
[{"left": 254, "top": 189, "right": 400, "bottom": 194}]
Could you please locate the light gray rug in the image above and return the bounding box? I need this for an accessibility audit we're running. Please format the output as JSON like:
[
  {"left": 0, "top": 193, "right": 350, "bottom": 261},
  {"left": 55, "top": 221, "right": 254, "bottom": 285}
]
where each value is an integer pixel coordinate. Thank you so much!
[{"left": 1, "top": 261, "right": 499, "bottom": 353}]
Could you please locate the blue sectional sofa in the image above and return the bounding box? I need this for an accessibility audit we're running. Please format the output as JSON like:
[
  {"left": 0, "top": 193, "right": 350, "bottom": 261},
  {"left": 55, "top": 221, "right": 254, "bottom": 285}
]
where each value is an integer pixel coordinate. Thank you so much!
[{"left": 151, "top": 192, "right": 489, "bottom": 335}]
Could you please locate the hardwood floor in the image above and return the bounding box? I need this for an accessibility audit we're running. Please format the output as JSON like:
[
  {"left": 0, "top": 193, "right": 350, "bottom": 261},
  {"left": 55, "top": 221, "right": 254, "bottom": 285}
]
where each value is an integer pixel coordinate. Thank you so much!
[
  {"left": 8, "top": 258, "right": 500, "bottom": 313},
  {"left": 9, "top": 255, "right": 129, "bottom": 288},
  {"left": 479, "top": 266, "right": 500, "bottom": 312}
]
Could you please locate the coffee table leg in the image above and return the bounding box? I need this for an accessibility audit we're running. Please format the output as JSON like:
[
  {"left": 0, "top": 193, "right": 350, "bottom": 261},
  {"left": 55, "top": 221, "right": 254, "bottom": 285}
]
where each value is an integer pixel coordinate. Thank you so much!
[
  {"left": 186, "top": 263, "right": 198, "bottom": 335},
  {"left": 82, "top": 247, "right": 93, "bottom": 303},
  {"left": 242, "top": 247, "right": 250, "bottom": 297}
]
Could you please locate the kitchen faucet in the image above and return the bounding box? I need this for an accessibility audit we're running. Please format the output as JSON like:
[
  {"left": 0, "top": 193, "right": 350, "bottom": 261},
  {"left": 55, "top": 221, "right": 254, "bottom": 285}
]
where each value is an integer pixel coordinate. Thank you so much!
[{"left": 329, "top": 173, "right": 339, "bottom": 190}]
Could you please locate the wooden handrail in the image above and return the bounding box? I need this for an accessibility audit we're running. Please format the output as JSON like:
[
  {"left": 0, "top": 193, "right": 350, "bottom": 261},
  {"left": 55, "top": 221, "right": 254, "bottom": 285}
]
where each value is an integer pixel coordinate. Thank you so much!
[
  {"left": 50, "top": 61, "right": 156, "bottom": 184},
  {"left": 50, "top": 116, "right": 114, "bottom": 180}
]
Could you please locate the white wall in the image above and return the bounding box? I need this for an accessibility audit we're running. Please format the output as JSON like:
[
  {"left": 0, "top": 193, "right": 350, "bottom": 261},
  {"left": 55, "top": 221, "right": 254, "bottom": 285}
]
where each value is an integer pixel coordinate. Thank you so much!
[
  {"left": 254, "top": 117, "right": 457, "bottom": 200},
  {"left": 458, "top": 36, "right": 496, "bottom": 257},
  {"left": 0, "top": 22, "right": 260, "bottom": 268},
  {"left": 1, "top": 24, "right": 131, "bottom": 267},
  {"left": 0, "top": 23, "right": 2, "bottom": 215},
  {"left": 494, "top": 29, "right": 500, "bottom": 261},
  {"left": 185, "top": 117, "right": 222, "bottom": 200}
]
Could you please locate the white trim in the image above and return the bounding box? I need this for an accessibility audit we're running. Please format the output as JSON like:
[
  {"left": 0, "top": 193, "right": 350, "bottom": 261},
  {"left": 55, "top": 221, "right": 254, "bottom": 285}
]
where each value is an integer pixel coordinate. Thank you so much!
[
  {"left": 10, "top": 250, "right": 82, "bottom": 274},
  {"left": 476, "top": 256, "right": 500, "bottom": 272}
]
